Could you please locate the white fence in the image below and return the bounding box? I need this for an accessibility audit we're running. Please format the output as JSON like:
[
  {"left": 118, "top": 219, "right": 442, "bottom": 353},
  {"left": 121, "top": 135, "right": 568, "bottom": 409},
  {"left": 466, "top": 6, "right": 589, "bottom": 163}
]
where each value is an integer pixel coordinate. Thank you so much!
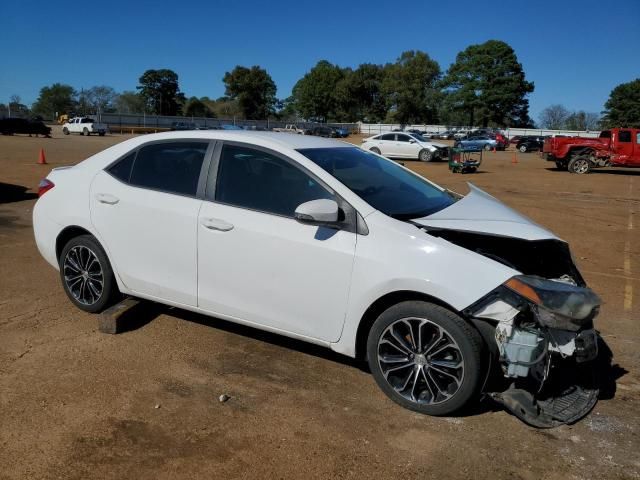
[{"left": 357, "top": 123, "right": 601, "bottom": 139}]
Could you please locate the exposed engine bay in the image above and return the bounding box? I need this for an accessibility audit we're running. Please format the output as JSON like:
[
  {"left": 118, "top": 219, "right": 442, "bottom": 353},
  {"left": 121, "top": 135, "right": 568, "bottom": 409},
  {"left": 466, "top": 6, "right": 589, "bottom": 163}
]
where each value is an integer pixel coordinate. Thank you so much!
[{"left": 420, "top": 226, "right": 601, "bottom": 427}]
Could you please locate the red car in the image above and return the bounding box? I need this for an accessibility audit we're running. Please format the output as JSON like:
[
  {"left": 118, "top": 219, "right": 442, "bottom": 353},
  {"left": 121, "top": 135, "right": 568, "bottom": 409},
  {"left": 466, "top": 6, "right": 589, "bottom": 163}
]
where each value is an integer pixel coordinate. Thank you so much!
[{"left": 543, "top": 128, "right": 640, "bottom": 173}]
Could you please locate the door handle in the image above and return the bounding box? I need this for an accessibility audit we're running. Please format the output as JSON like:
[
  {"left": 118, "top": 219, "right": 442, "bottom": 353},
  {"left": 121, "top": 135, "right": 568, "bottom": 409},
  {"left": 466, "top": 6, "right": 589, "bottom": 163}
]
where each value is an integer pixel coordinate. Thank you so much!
[
  {"left": 95, "top": 193, "right": 120, "bottom": 205},
  {"left": 201, "top": 217, "right": 234, "bottom": 232}
]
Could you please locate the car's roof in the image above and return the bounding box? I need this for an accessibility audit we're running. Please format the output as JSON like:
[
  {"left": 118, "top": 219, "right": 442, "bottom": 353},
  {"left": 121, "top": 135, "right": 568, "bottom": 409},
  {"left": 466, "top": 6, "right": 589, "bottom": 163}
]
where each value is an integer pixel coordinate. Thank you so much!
[{"left": 135, "top": 130, "right": 352, "bottom": 150}]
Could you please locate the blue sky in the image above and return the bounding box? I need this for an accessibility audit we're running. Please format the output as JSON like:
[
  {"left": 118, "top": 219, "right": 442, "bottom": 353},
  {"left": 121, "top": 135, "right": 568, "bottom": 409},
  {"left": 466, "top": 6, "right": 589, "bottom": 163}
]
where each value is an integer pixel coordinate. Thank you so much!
[{"left": 1, "top": 0, "right": 638, "bottom": 121}]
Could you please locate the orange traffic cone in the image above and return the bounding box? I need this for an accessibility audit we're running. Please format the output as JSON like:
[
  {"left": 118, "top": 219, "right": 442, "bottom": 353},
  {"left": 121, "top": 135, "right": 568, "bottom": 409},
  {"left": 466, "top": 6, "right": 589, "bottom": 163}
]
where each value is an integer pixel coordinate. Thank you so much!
[
  {"left": 511, "top": 151, "right": 518, "bottom": 164},
  {"left": 38, "top": 148, "right": 47, "bottom": 165}
]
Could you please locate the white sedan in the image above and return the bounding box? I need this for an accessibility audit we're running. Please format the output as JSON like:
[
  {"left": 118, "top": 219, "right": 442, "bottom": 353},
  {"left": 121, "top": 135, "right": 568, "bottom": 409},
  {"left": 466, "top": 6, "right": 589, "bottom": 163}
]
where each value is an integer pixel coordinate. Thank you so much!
[
  {"left": 361, "top": 132, "right": 449, "bottom": 161},
  {"left": 33, "top": 131, "right": 601, "bottom": 424}
]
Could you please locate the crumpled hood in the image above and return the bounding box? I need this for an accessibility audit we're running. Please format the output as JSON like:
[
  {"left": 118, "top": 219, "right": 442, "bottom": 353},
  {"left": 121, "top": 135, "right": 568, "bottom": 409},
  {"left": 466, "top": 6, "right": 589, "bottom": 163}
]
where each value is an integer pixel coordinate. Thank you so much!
[
  {"left": 412, "top": 183, "right": 559, "bottom": 241},
  {"left": 423, "top": 141, "right": 448, "bottom": 149}
]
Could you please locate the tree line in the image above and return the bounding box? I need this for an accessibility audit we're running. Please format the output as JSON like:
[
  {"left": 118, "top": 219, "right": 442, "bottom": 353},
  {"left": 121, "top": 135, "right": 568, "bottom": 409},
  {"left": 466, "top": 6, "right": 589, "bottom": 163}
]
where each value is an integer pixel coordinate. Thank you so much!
[{"left": 2, "top": 40, "right": 639, "bottom": 129}]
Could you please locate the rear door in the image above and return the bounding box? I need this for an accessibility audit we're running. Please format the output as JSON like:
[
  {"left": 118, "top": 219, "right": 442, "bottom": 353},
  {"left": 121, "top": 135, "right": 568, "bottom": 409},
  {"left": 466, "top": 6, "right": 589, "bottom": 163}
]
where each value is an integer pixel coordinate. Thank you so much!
[
  {"left": 91, "top": 140, "right": 212, "bottom": 306},
  {"left": 377, "top": 133, "right": 397, "bottom": 156}
]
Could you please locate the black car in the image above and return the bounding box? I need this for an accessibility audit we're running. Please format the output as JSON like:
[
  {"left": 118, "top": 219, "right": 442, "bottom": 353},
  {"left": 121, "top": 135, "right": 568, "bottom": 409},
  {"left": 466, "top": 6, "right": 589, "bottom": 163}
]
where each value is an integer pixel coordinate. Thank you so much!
[
  {"left": 0, "top": 117, "right": 52, "bottom": 137},
  {"left": 516, "top": 135, "right": 547, "bottom": 152},
  {"left": 312, "top": 126, "right": 339, "bottom": 138}
]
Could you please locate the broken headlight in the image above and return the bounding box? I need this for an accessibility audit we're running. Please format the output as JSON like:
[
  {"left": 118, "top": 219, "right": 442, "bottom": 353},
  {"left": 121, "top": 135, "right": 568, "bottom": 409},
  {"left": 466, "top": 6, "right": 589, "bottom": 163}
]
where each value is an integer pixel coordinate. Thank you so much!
[{"left": 504, "top": 275, "right": 600, "bottom": 331}]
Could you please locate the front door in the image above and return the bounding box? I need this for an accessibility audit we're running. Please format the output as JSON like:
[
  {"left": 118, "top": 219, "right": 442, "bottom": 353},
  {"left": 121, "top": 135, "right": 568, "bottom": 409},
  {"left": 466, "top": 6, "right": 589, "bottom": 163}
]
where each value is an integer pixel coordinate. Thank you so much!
[{"left": 197, "top": 143, "right": 357, "bottom": 341}]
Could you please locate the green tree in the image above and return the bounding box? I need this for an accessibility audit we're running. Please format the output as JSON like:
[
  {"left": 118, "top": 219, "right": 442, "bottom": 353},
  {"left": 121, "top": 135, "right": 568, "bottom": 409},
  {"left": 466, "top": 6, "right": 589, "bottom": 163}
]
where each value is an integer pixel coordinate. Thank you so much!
[
  {"left": 335, "top": 63, "right": 387, "bottom": 122},
  {"left": 32, "top": 83, "right": 76, "bottom": 119},
  {"left": 137, "top": 69, "right": 185, "bottom": 115},
  {"left": 382, "top": 51, "right": 441, "bottom": 125},
  {"left": 292, "top": 60, "right": 345, "bottom": 121},
  {"left": 184, "top": 97, "right": 215, "bottom": 117},
  {"left": 223, "top": 66, "right": 277, "bottom": 119},
  {"left": 8, "top": 94, "right": 30, "bottom": 117},
  {"left": 602, "top": 78, "right": 640, "bottom": 128},
  {"left": 443, "top": 40, "right": 534, "bottom": 127},
  {"left": 565, "top": 111, "right": 600, "bottom": 131},
  {"left": 211, "top": 96, "right": 242, "bottom": 118},
  {"left": 87, "top": 86, "right": 117, "bottom": 114},
  {"left": 114, "top": 91, "right": 146, "bottom": 114}
]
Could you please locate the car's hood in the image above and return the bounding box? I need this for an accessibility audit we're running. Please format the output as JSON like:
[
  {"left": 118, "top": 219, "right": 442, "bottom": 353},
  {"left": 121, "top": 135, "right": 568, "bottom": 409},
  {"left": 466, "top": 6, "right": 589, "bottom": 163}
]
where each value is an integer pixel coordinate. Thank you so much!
[
  {"left": 421, "top": 141, "right": 448, "bottom": 149},
  {"left": 412, "top": 183, "right": 559, "bottom": 241}
]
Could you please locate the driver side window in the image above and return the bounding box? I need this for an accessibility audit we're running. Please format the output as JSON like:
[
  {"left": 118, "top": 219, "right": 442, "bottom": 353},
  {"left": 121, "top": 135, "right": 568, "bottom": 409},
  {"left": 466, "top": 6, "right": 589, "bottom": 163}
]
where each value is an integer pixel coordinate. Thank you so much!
[{"left": 214, "top": 144, "right": 335, "bottom": 217}]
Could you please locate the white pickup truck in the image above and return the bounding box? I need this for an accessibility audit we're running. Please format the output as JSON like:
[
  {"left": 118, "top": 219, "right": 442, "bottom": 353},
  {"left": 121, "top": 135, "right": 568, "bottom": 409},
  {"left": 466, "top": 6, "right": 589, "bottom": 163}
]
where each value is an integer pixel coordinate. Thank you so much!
[
  {"left": 272, "top": 124, "right": 307, "bottom": 134},
  {"left": 62, "top": 117, "right": 108, "bottom": 136}
]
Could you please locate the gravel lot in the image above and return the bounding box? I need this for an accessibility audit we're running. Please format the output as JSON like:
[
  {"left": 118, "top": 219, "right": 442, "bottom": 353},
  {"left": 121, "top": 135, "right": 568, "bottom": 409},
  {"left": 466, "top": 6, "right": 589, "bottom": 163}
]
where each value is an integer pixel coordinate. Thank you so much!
[{"left": 1, "top": 128, "right": 639, "bottom": 479}]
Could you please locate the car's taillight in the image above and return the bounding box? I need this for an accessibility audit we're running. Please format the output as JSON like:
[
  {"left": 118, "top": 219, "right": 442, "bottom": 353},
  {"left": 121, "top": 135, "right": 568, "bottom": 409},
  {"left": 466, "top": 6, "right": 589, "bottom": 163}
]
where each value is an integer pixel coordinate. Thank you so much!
[{"left": 38, "top": 178, "right": 55, "bottom": 197}]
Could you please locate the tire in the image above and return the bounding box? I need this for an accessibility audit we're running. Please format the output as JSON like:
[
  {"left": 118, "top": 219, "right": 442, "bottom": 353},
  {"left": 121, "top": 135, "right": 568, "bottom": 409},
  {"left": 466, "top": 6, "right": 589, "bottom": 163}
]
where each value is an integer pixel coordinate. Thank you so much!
[
  {"left": 62, "top": 127, "right": 69, "bottom": 135},
  {"left": 83, "top": 127, "right": 89, "bottom": 136},
  {"left": 519, "top": 144, "right": 528, "bottom": 153},
  {"left": 59, "top": 234, "right": 120, "bottom": 313},
  {"left": 366, "top": 301, "right": 484, "bottom": 416},
  {"left": 567, "top": 156, "right": 591, "bottom": 174},
  {"left": 99, "top": 132, "right": 105, "bottom": 136},
  {"left": 419, "top": 149, "right": 434, "bottom": 162},
  {"left": 484, "top": 144, "right": 492, "bottom": 151},
  {"left": 370, "top": 147, "right": 381, "bottom": 155}
]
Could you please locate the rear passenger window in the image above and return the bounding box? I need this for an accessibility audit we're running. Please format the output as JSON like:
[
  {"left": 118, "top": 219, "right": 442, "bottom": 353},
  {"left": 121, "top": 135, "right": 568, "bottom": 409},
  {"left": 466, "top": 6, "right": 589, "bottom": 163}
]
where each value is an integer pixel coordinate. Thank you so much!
[
  {"left": 215, "top": 144, "right": 334, "bottom": 217},
  {"left": 619, "top": 130, "right": 631, "bottom": 142},
  {"left": 107, "top": 152, "right": 136, "bottom": 183},
  {"left": 380, "top": 134, "right": 395, "bottom": 141},
  {"left": 129, "top": 142, "right": 208, "bottom": 196}
]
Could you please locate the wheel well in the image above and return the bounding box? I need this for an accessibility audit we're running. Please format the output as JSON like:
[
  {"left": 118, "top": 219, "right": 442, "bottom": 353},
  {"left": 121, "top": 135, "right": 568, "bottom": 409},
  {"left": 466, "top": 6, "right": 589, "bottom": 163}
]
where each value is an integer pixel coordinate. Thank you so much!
[
  {"left": 55, "top": 226, "right": 92, "bottom": 261},
  {"left": 567, "top": 147, "right": 594, "bottom": 158},
  {"left": 354, "top": 291, "right": 457, "bottom": 361}
]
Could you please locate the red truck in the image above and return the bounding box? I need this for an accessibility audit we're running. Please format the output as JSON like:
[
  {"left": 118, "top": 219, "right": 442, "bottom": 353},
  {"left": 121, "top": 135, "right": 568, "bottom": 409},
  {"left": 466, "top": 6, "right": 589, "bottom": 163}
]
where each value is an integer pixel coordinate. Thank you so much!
[{"left": 543, "top": 128, "right": 640, "bottom": 173}]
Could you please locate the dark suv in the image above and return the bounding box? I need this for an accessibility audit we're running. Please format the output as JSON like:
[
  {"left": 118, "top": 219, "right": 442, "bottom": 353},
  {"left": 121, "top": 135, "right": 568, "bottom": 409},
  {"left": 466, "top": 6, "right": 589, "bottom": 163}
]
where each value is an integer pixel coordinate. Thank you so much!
[
  {"left": 0, "top": 117, "right": 52, "bottom": 137},
  {"left": 312, "top": 126, "right": 339, "bottom": 138},
  {"left": 516, "top": 136, "right": 547, "bottom": 153}
]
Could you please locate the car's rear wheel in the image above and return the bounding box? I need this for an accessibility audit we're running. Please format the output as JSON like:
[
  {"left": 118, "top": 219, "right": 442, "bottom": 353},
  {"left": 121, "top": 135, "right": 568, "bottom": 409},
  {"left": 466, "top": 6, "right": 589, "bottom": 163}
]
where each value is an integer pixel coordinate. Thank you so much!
[
  {"left": 484, "top": 144, "right": 492, "bottom": 151},
  {"left": 519, "top": 144, "right": 528, "bottom": 153},
  {"left": 99, "top": 132, "right": 105, "bottom": 136},
  {"left": 370, "top": 147, "right": 381, "bottom": 155},
  {"left": 419, "top": 149, "right": 434, "bottom": 162},
  {"left": 59, "top": 235, "right": 119, "bottom": 313},
  {"left": 83, "top": 127, "right": 89, "bottom": 136},
  {"left": 62, "top": 127, "right": 69, "bottom": 135},
  {"left": 367, "top": 301, "right": 484, "bottom": 416},
  {"left": 568, "top": 156, "right": 591, "bottom": 174}
]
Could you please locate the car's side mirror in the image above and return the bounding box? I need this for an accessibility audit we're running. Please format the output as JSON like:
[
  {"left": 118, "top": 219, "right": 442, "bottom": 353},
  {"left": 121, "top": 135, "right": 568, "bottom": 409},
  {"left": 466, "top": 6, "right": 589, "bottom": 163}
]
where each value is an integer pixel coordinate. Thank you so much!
[
  {"left": 294, "top": 199, "right": 340, "bottom": 226},
  {"left": 409, "top": 139, "right": 417, "bottom": 143}
]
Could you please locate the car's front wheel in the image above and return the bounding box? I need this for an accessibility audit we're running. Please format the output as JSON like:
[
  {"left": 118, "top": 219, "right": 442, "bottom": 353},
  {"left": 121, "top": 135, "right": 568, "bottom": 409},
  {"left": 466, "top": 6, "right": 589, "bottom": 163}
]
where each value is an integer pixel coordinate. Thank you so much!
[
  {"left": 367, "top": 301, "right": 484, "bottom": 416},
  {"left": 83, "top": 127, "right": 89, "bottom": 136},
  {"left": 519, "top": 144, "right": 528, "bottom": 153},
  {"left": 59, "top": 234, "right": 119, "bottom": 313},
  {"left": 370, "top": 147, "right": 381, "bottom": 155},
  {"left": 418, "top": 149, "right": 434, "bottom": 162}
]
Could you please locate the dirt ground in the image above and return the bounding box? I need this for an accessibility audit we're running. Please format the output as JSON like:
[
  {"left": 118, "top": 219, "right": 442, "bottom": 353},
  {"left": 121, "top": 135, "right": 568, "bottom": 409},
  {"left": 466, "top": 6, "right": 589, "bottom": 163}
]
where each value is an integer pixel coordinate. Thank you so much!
[{"left": 1, "top": 128, "right": 639, "bottom": 479}]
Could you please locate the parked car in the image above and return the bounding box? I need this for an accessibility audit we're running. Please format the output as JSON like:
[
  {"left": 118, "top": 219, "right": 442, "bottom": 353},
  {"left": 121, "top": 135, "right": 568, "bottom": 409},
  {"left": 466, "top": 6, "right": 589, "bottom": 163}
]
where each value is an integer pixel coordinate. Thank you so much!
[
  {"left": 516, "top": 136, "right": 547, "bottom": 153},
  {"left": 509, "top": 135, "right": 522, "bottom": 145},
  {"left": 361, "top": 132, "right": 449, "bottom": 161},
  {"left": 434, "top": 130, "right": 455, "bottom": 140},
  {"left": 273, "top": 124, "right": 306, "bottom": 134},
  {"left": 171, "top": 122, "right": 198, "bottom": 131},
  {"left": 33, "top": 131, "right": 603, "bottom": 426},
  {"left": 62, "top": 117, "right": 108, "bottom": 136},
  {"left": 312, "top": 125, "right": 339, "bottom": 138},
  {"left": 332, "top": 126, "right": 350, "bottom": 138},
  {"left": 543, "top": 128, "right": 640, "bottom": 173},
  {"left": 0, "top": 117, "right": 51, "bottom": 137},
  {"left": 454, "top": 136, "right": 504, "bottom": 151}
]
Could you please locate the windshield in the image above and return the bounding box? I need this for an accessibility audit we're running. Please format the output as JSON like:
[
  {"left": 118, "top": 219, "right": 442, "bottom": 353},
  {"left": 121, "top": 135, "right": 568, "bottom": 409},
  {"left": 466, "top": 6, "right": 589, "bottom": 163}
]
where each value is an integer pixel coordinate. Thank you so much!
[
  {"left": 297, "top": 147, "right": 455, "bottom": 220},
  {"left": 408, "top": 133, "right": 427, "bottom": 142}
]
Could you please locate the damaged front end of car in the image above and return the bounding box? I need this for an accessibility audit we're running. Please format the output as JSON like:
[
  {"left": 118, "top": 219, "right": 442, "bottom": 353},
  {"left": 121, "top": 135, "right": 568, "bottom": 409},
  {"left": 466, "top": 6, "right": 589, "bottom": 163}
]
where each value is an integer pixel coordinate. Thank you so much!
[
  {"left": 413, "top": 185, "right": 603, "bottom": 427},
  {"left": 466, "top": 274, "right": 600, "bottom": 428}
]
